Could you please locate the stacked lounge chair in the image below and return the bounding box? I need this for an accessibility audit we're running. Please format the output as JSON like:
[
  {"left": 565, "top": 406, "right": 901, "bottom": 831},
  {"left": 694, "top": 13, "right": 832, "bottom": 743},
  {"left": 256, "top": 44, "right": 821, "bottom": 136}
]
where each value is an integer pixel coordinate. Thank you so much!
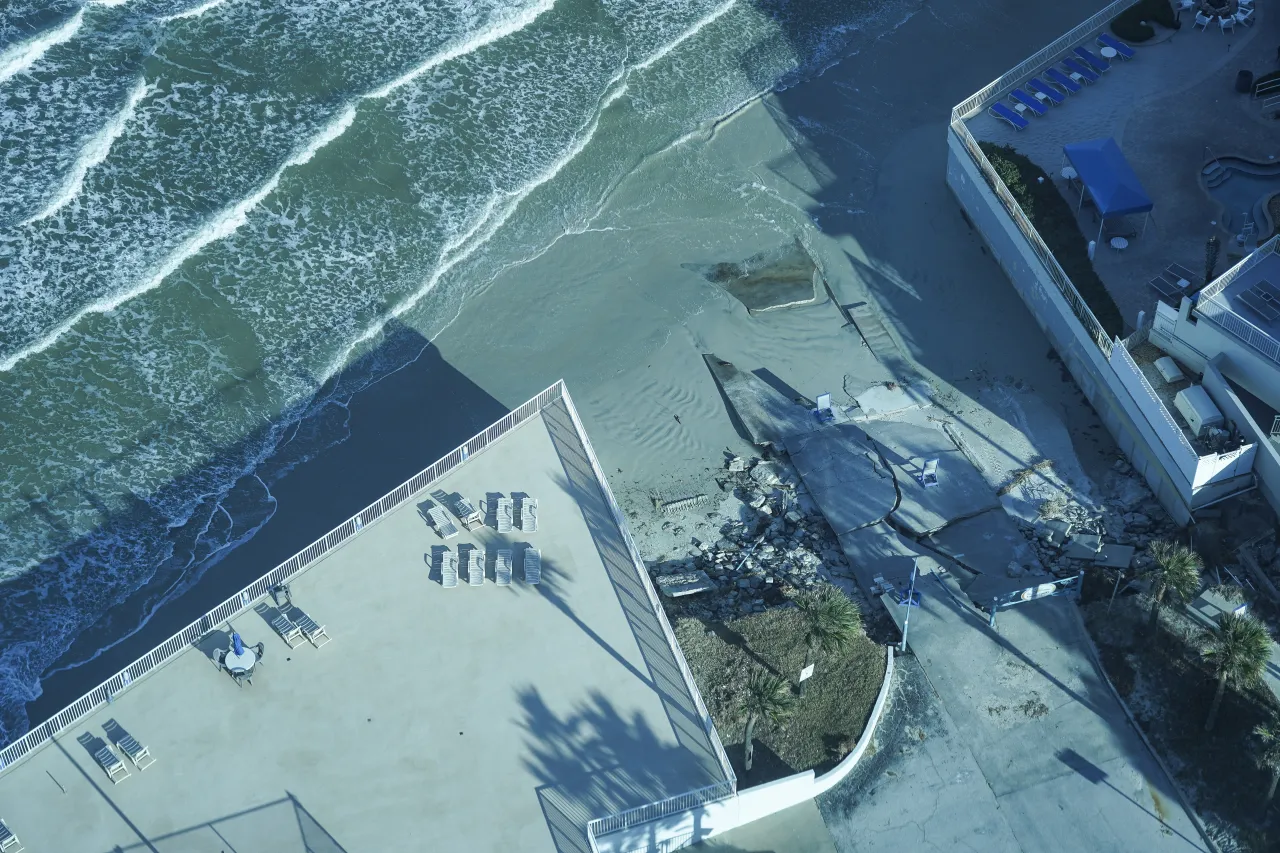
[
  {"left": 524, "top": 549, "right": 541, "bottom": 585},
  {"left": 495, "top": 549, "right": 513, "bottom": 586},
  {"left": 519, "top": 497, "right": 538, "bottom": 532}
]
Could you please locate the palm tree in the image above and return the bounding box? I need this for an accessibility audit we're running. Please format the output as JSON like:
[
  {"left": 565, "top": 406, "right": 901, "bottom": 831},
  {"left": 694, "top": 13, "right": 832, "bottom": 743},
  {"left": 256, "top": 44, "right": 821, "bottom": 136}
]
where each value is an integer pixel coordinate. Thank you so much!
[
  {"left": 740, "top": 668, "right": 793, "bottom": 774},
  {"left": 795, "top": 586, "right": 862, "bottom": 696},
  {"left": 1254, "top": 719, "right": 1280, "bottom": 815},
  {"left": 1144, "top": 540, "right": 1202, "bottom": 633},
  {"left": 1202, "top": 611, "right": 1271, "bottom": 732}
]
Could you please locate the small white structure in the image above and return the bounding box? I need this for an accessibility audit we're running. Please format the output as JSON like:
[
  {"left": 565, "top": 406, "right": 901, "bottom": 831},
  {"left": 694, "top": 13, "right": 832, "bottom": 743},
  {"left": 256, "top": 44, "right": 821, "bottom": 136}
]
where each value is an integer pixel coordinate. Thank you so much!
[
  {"left": 1174, "top": 386, "right": 1224, "bottom": 438},
  {"left": 1153, "top": 356, "right": 1185, "bottom": 385}
]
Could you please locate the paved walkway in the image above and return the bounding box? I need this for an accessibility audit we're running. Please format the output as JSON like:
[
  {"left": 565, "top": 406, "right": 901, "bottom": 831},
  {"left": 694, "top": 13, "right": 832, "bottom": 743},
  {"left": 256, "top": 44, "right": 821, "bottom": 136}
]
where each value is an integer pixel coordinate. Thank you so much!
[{"left": 689, "top": 800, "right": 837, "bottom": 853}]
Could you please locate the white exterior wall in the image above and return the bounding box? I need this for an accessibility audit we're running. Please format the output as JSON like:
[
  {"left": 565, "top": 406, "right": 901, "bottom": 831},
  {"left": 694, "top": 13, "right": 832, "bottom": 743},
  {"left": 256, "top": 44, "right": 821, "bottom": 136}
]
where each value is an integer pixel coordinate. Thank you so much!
[
  {"left": 945, "top": 132, "right": 1198, "bottom": 524},
  {"left": 1201, "top": 357, "right": 1280, "bottom": 509},
  {"left": 1152, "top": 297, "right": 1280, "bottom": 415},
  {"left": 593, "top": 649, "right": 894, "bottom": 853}
]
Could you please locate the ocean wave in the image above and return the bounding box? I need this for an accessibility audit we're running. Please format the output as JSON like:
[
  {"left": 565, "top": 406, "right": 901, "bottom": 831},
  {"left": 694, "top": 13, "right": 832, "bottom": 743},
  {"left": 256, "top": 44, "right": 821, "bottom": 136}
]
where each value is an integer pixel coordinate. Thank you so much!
[
  {"left": 24, "top": 77, "right": 152, "bottom": 225},
  {"left": 0, "top": 8, "right": 83, "bottom": 85},
  {"left": 157, "top": 0, "right": 230, "bottom": 21}
]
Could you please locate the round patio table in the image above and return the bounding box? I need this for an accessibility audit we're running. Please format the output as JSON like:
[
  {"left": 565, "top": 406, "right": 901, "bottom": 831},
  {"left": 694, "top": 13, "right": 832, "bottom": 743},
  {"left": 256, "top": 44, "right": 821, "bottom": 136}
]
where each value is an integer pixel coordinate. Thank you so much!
[
  {"left": 1099, "top": 46, "right": 1118, "bottom": 60},
  {"left": 1110, "top": 237, "right": 1129, "bottom": 251},
  {"left": 1061, "top": 166, "right": 1078, "bottom": 181},
  {"left": 225, "top": 647, "right": 257, "bottom": 672}
]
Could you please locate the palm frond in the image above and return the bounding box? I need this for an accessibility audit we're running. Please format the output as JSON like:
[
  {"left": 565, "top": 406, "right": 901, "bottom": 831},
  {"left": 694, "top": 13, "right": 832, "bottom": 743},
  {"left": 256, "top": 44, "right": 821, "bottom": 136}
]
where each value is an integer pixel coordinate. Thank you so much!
[
  {"left": 1203, "top": 611, "right": 1272, "bottom": 690},
  {"left": 742, "top": 668, "right": 794, "bottom": 726},
  {"left": 1147, "top": 540, "right": 1203, "bottom": 604},
  {"left": 796, "top": 586, "right": 862, "bottom": 655}
]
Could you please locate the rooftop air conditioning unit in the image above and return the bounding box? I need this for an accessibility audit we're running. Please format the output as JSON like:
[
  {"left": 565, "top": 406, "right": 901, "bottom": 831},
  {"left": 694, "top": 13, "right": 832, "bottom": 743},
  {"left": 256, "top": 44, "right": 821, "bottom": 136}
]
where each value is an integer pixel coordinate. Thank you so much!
[{"left": 1173, "top": 385, "right": 1224, "bottom": 439}]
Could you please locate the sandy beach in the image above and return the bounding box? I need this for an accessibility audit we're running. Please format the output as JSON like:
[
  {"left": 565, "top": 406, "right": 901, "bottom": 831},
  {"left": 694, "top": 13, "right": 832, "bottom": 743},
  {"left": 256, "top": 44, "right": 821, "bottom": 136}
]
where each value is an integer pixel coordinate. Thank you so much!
[{"left": 25, "top": 0, "right": 1116, "bottom": 731}]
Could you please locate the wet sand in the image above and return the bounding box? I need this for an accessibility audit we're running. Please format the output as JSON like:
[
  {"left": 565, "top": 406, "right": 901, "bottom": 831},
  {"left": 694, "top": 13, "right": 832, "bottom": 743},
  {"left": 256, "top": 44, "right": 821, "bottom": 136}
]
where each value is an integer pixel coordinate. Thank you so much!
[{"left": 28, "top": 0, "right": 1115, "bottom": 733}]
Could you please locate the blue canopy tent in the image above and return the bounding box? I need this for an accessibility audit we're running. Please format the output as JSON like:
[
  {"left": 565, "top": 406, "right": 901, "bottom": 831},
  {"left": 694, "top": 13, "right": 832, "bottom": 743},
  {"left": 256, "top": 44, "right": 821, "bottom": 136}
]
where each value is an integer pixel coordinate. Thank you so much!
[{"left": 1062, "top": 137, "right": 1153, "bottom": 244}]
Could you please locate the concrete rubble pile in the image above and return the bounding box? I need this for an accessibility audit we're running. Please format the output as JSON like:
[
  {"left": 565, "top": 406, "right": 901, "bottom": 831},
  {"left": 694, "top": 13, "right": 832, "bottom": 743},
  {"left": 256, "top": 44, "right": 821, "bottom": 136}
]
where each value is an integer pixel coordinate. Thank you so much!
[{"left": 650, "top": 454, "right": 871, "bottom": 622}]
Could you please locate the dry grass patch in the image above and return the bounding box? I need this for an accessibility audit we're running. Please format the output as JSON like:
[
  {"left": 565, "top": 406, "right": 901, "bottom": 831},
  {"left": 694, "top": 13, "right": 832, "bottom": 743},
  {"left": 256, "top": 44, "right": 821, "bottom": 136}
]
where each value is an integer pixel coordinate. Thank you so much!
[{"left": 674, "top": 607, "right": 885, "bottom": 786}]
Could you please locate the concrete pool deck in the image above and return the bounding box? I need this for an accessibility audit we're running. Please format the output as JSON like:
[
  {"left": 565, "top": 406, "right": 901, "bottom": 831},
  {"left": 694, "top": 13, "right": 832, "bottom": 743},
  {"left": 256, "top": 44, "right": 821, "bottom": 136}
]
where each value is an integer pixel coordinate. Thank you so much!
[
  {"left": 0, "top": 398, "right": 728, "bottom": 853},
  {"left": 968, "top": 8, "right": 1280, "bottom": 330}
]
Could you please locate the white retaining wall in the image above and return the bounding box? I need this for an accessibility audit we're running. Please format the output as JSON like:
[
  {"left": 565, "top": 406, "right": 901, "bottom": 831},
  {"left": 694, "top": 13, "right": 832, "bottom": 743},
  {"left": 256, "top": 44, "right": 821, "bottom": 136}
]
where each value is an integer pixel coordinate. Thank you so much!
[
  {"left": 946, "top": 131, "right": 1197, "bottom": 524},
  {"left": 593, "top": 647, "right": 895, "bottom": 853},
  {"left": 1201, "top": 356, "right": 1280, "bottom": 510}
]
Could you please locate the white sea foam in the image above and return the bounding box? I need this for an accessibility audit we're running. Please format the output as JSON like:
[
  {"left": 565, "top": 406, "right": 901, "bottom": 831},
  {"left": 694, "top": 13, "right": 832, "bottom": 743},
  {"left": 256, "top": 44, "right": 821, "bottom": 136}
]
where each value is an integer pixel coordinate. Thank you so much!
[
  {"left": 158, "top": 0, "right": 231, "bottom": 23},
  {"left": 25, "top": 78, "right": 151, "bottom": 225},
  {"left": 1, "top": 0, "right": 558, "bottom": 373},
  {"left": 0, "top": 9, "right": 84, "bottom": 85},
  {"left": 0, "top": 105, "right": 357, "bottom": 373},
  {"left": 632, "top": 0, "right": 735, "bottom": 72},
  {"left": 369, "top": 0, "right": 556, "bottom": 99}
]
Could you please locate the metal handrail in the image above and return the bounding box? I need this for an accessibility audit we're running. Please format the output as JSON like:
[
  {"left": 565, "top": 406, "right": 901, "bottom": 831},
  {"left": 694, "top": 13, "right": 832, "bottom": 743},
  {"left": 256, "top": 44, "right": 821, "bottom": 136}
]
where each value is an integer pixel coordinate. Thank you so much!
[
  {"left": 949, "top": 120, "right": 1113, "bottom": 357},
  {"left": 1254, "top": 78, "right": 1280, "bottom": 99},
  {"left": 1195, "top": 297, "right": 1280, "bottom": 365},
  {"left": 1197, "top": 235, "right": 1279, "bottom": 304},
  {"left": 951, "top": 0, "right": 1131, "bottom": 121},
  {"left": 0, "top": 381, "right": 568, "bottom": 772},
  {"left": 559, "top": 390, "right": 736, "bottom": 791}
]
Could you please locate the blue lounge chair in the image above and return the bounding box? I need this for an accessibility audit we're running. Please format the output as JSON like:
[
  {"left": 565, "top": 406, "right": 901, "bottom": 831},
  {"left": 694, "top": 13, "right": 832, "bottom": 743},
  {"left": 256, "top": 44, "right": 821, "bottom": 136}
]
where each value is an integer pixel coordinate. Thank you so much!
[
  {"left": 988, "top": 102, "right": 1029, "bottom": 131},
  {"left": 1009, "top": 88, "right": 1047, "bottom": 116},
  {"left": 1062, "top": 58, "right": 1099, "bottom": 84},
  {"left": 1044, "top": 67, "right": 1082, "bottom": 94},
  {"left": 1026, "top": 77, "right": 1066, "bottom": 106},
  {"left": 1072, "top": 46, "right": 1109, "bottom": 74},
  {"left": 1097, "top": 33, "right": 1135, "bottom": 60}
]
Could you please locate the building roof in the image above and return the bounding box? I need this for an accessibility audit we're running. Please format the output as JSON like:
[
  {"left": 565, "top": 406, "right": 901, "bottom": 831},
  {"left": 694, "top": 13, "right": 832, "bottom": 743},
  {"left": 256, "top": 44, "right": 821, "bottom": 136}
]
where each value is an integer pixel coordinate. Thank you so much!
[
  {"left": 0, "top": 392, "right": 728, "bottom": 852},
  {"left": 1063, "top": 138, "right": 1154, "bottom": 218}
]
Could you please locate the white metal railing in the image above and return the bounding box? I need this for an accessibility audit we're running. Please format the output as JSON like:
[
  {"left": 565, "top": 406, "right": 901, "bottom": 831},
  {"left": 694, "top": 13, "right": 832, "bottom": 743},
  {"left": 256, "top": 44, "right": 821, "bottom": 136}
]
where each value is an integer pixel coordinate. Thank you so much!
[
  {"left": 559, "top": 390, "right": 736, "bottom": 848},
  {"left": 1110, "top": 340, "right": 1199, "bottom": 461},
  {"left": 586, "top": 779, "right": 736, "bottom": 843},
  {"left": 949, "top": 121, "right": 1113, "bottom": 356},
  {"left": 0, "top": 381, "right": 568, "bottom": 773},
  {"left": 951, "top": 0, "right": 1131, "bottom": 121},
  {"left": 1197, "top": 236, "right": 1279, "bottom": 304},
  {"left": 1195, "top": 292, "right": 1280, "bottom": 365},
  {"left": 1255, "top": 78, "right": 1280, "bottom": 100}
]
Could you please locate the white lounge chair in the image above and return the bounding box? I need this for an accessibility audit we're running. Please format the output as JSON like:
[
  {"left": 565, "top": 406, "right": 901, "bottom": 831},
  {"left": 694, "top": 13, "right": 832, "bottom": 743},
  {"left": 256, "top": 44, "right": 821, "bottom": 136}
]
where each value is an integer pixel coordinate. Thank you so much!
[
  {"left": 496, "top": 498, "right": 514, "bottom": 533},
  {"left": 271, "top": 612, "right": 304, "bottom": 648},
  {"left": 455, "top": 496, "right": 483, "bottom": 530},
  {"left": 290, "top": 607, "right": 331, "bottom": 648},
  {"left": 1193, "top": 11, "right": 1211, "bottom": 29},
  {"left": 1235, "top": 7, "right": 1253, "bottom": 25},
  {"left": 467, "top": 549, "right": 484, "bottom": 586},
  {"left": 104, "top": 720, "right": 155, "bottom": 770},
  {"left": 95, "top": 745, "right": 130, "bottom": 784},
  {"left": 519, "top": 497, "right": 538, "bottom": 532},
  {"left": 428, "top": 506, "right": 459, "bottom": 539},
  {"left": 441, "top": 550, "right": 458, "bottom": 588},
  {"left": 1219, "top": 13, "right": 1234, "bottom": 32},
  {"left": 496, "top": 549, "right": 513, "bottom": 586},
  {"left": 0, "top": 818, "right": 22, "bottom": 852},
  {"left": 524, "top": 549, "right": 541, "bottom": 585}
]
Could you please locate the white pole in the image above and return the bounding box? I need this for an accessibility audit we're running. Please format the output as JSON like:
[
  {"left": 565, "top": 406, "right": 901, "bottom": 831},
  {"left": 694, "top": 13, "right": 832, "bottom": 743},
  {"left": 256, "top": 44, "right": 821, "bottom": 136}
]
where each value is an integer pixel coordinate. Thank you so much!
[{"left": 899, "top": 561, "right": 919, "bottom": 653}]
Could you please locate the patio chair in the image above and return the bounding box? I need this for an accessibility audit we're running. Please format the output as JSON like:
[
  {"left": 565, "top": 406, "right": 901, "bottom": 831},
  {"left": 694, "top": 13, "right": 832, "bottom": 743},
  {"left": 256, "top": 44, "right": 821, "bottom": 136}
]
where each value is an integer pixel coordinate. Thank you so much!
[
  {"left": 104, "top": 720, "right": 155, "bottom": 770},
  {"left": 988, "top": 102, "right": 1029, "bottom": 131},
  {"left": 1073, "top": 46, "right": 1109, "bottom": 74},
  {"left": 1175, "top": 0, "right": 1195, "bottom": 9},
  {"left": 289, "top": 607, "right": 332, "bottom": 648},
  {"left": 1009, "top": 88, "right": 1047, "bottom": 116},
  {"left": 1026, "top": 77, "right": 1066, "bottom": 105},
  {"left": 95, "top": 745, "right": 130, "bottom": 784},
  {"left": 427, "top": 505, "right": 459, "bottom": 539},
  {"left": 495, "top": 549, "right": 513, "bottom": 586},
  {"left": 519, "top": 497, "right": 538, "bottom": 532},
  {"left": 213, "top": 648, "right": 227, "bottom": 671},
  {"left": 1096, "top": 33, "right": 1135, "bottom": 60},
  {"left": 455, "top": 495, "right": 483, "bottom": 530},
  {"left": 1061, "top": 58, "right": 1099, "bottom": 84},
  {"left": 1219, "top": 14, "right": 1235, "bottom": 32},
  {"left": 1043, "top": 67, "right": 1082, "bottom": 94},
  {"left": 467, "top": 548, "right": 485, "bottom": 586},
  {"left": 441, "top": 549, "right": 459, "bottom": 588},
  {"left": 524, "top": 549, "right": 542, "bottom": 585},
  {"left": 1235, "top": 7, "right": 1253, "bottom": 25},
  {"left": 496, "top": 497, "right": 514, "bottom": 533},
  {"left": 0, "top": 818, "right": 22, "bottom": 853},
  {"left": 271, "top": 612, "right": 304, "bottom": 648},
  {"left": 1194, "top": 11, "right": 1212, "bottom": 29}
]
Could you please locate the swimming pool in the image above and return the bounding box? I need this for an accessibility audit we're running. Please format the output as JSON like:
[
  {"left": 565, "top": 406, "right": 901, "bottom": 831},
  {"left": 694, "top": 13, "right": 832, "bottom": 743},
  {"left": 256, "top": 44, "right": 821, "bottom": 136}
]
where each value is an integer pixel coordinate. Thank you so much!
[{"left": 1202, "top": 155, "right": 1280, "bottom": 236}]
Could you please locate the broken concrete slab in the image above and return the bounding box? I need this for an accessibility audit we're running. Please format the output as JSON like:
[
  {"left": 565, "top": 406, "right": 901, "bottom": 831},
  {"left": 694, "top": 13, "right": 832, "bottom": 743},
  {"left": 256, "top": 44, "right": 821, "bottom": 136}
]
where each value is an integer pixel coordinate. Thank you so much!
[
  {"left": 926, "top": 509, "right": 1046, "bottom": 578},
  {"left": 837, "top": 522, "right": 951, "bottom": 599},
  {"left": 703, "top": 354, "right": 816, "bottom": 445},
  {"left": 655, "top": 570, "right": 715, "bottom": 597},
  {"left": 1093, "top": 543, "right": 1135, "bottom": 569},
  {"left": 851, "top": 380, "right": 932, "bottom": 420},
  {"left": 1033, "top": 518, "right": 1072, "bottom": 547},
  {"left": 1062, "top": 534, "right": 1103, "bottom": 560},
  {"left": 861, "top": 417, "right": 1000, "bottom": 536},
  {"left": 785, "top": 426, "right": 897, "bottom": 535}
]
